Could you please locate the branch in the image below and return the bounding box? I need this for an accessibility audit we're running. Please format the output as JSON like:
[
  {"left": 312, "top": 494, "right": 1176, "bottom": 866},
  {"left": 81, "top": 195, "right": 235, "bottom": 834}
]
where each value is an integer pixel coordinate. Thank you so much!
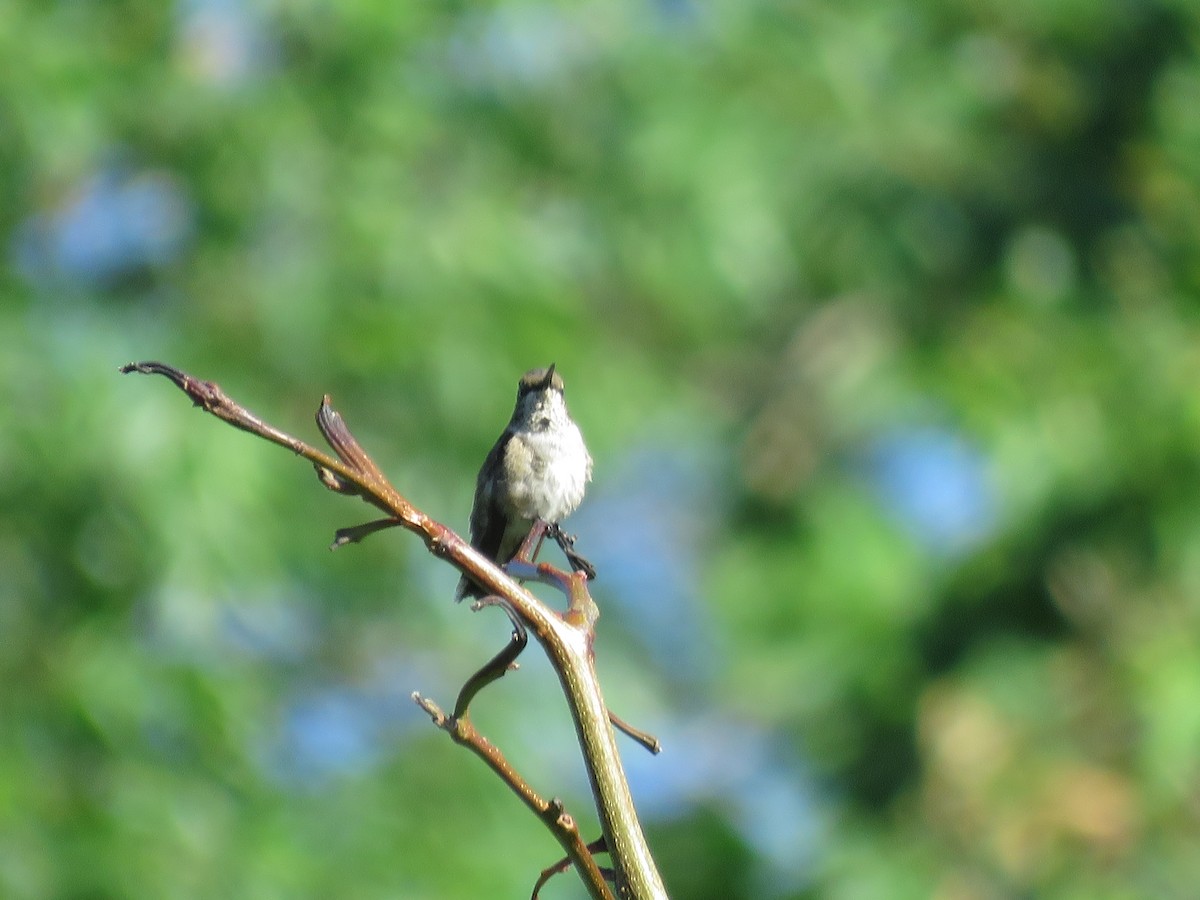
[
  {"left": 412, "top": 693, "right": 615, "bottom": 900},
  {"left": 120, "top": 361, "right": 667, "bottom": 900}
]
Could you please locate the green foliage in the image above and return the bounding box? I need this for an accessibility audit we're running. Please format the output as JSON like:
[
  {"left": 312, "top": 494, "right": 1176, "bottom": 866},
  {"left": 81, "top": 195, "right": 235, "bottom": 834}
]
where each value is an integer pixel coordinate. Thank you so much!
[{"left": 3, "top": 0, "right": 1199, "bottom": 897}]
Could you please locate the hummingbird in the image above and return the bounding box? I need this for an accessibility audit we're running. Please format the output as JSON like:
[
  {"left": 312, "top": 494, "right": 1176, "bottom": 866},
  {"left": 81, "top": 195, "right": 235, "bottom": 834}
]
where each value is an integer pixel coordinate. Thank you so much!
[{"left": 454, "top": 364, "right": 594, "bottom": 601}]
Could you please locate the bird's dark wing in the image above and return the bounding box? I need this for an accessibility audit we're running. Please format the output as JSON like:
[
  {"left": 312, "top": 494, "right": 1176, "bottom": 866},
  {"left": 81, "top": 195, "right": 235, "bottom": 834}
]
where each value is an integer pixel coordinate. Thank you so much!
[
  {"left": 469, "top": 430, "right": 512, "bottom": 561},
  {"left": 455, "top": 431, "right": 513, "bottom": 601}
]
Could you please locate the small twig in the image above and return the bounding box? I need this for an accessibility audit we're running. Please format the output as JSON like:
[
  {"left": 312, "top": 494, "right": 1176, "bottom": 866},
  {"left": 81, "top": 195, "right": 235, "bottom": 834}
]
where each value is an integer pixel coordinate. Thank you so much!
[
  {"left": 331, "top": 517, "right": 403, "bottom": 548},
  {"left": 533, "top": 837, "right": 612, "bottom": 900},
  {"left": 412, "top": 693, "right": 616, "bottom": 900},
  {"left": 608, "top": 712, "right": 662, "bottom": 756},
  {"left": 453, "top": 596, "right": 528, "bottom": 719},
  {"left": 118, "top": 361, "right": 401, "bottom": 520},
  {"left": 119, "top": 361, "right": 319, "bottom": 457}
]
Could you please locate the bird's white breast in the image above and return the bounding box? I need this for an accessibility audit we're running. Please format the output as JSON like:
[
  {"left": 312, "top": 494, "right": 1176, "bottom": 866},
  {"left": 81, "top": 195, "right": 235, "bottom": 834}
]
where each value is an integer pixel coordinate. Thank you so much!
[{"left": 504, "top": 421, "right": 592, "bottom": 524}]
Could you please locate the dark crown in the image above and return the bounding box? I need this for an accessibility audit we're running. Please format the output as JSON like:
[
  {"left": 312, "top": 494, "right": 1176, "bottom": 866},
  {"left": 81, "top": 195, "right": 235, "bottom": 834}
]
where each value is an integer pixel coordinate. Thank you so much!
[{"left": 518, "top": 364, "right": 564, "bottom": 395}]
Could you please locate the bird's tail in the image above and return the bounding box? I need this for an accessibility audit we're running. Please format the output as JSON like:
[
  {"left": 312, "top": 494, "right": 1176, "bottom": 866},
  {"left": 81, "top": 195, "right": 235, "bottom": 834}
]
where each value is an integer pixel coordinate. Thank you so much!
[{"left": 453, "top": 574, "right": 478, "bottom": 603}]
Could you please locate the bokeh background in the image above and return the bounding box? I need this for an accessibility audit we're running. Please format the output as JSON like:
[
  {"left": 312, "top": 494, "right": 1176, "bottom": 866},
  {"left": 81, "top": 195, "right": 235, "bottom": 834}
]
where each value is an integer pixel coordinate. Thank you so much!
[{"left": 3, "top": 0, "right": 1200, "bottom": 897}]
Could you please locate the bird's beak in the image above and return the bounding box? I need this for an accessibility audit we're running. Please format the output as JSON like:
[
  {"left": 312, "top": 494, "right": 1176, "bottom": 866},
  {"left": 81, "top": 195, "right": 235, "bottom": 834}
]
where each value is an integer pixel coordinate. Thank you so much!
[{"left": 542, "top": 363, "right": 556, "bottom": 387}]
